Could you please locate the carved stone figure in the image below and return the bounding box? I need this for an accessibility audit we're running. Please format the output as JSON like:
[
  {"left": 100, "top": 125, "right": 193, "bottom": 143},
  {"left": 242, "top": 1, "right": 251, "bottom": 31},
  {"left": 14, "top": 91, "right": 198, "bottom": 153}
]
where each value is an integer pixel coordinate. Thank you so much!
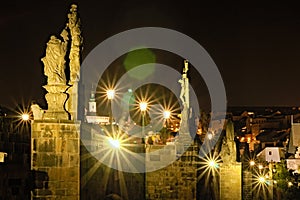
[
  {"left": 178, "top": 60, "right": 192, "bottom": 144},
  {"left": 68, "top": 4, "right": 83, "bottom": 82},
  {"left": 178, "top": 60, "right": 189, "bottom": 109},
  {"left": 220, "top": 119, "right": 236, "bottom": 164},
  {"left": 31, "top": 103, "right": 44, "bottom": 120},
  {"left": 42, "top": 29, "right": 68, "bottom": 84}
]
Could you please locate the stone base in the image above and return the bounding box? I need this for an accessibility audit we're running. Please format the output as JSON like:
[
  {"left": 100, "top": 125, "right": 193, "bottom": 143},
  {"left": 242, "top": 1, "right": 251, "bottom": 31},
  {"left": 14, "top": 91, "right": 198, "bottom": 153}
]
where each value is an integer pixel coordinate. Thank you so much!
[
  {"left": 31, "top": 120, "right": 80, "bottom": 200},
  {"left": 43, "top": 111, "right": 69, "bottom": 120},
  {"left": 220, "top": 163, "right": 242, "bottom": 200}
]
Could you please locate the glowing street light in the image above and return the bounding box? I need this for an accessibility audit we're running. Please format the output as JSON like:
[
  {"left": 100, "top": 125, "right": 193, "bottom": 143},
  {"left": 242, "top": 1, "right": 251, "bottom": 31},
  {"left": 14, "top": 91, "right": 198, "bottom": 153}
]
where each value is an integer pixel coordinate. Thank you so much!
[
  {"left": 207, "top": 132, "right": 213, "bottom": 140},
  {"left": 139, "top": 101, "right": 148, "bottom": 138},
  {"left": 250, "top": 160, "right": 255, "bottom": 167},
  {"left": 21, "top": 113, "right": 30, "bottom": 121},
  {"left": 139, "top": 102, "right": 148, "bottom": 112},
  {"left": 107, "top": 137, "right": 121, "bottom": 149},
  {"left": 106, "top": 89, "right": 115, "bottom": 100},
  {"left": 163, "top": 110, "right": 171, "bottom": 119},
  {"left": 258, "top": 164, "right": 264, "bottom": 170},
  {"left": 258, "top": 176, "right": 265, "bottom": 183},
  {"left": 106, "top": 89, "right": 115, "bottom": 126},
  {"left": 208, "top": 160, "right": 217, "bottom": 168}
]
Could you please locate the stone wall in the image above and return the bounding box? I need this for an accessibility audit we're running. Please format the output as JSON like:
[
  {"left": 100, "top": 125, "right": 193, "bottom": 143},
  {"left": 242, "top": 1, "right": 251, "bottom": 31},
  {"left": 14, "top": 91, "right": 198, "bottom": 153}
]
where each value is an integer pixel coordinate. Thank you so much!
[
  {"left": 219, "top": 163, "right": 242, "bottom": 200},
  {"left": 31, "top": 120, "right": 80, "bottom": 200},
  {"left": 243, "top": 170, "right": 253, "bottom": 200},
  {"left": 146, "top": 144, "right": 198, "bottom": 200}
]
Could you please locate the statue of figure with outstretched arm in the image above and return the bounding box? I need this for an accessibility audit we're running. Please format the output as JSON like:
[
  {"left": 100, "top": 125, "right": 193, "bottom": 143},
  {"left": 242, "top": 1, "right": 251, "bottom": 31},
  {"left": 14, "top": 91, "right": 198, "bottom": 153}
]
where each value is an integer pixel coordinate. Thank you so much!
[
  {"left": 178, "top": 60, "right": 192, "bottom": 144},
  {"left": 42, "top": 29, "right": 68, "bottom": 85}
]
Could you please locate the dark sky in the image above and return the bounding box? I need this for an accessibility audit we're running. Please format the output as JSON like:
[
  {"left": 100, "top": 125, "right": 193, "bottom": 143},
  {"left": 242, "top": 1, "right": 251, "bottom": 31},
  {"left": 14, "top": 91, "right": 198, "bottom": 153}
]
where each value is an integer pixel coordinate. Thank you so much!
[{"left": 1, "top": 0, "right": 300, "bottom": 109}]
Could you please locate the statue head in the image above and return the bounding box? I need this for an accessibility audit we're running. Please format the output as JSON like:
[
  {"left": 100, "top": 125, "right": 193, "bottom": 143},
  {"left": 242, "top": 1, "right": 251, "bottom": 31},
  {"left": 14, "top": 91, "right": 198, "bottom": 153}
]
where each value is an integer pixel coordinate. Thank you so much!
[{"left": 70, "top": 4, "right": 77, "bottom": 12}]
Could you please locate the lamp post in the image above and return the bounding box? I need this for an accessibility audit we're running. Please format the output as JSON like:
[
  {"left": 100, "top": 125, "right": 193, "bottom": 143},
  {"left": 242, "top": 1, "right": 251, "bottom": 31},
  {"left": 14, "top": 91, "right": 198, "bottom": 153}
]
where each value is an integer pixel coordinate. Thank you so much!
[
  {"left": 163, "top": 110, "right": 171, "bottom": 143},
  {"left": 106, "top": 89, "right": 115, "bottom": 135},
  {"left": 139, "top": 102, "right": 148, "bottom": 138}
]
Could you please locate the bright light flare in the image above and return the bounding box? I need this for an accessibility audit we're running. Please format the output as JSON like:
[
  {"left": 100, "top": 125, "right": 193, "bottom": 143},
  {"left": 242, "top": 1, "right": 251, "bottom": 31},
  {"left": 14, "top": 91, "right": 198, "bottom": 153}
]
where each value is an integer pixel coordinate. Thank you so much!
[
  {"left": 106, "top": 89, "right": 115, "bottom": 100},
  {"left": 208, "top": 160, "right": 218, "bottom": 168},
  {"left": 107, "top": 137, "right": 121, "bottom": 149},
  {"left": 21, "top": 113, "right": 30, "bottom": 121},
  {"left": 207, "top": 132, "right": 213, "bottom": 140},
  {"left": 163, "top": 110, "right": 171, "bottom": 119},
  {"left": 250, "top": 160, "right": 255, "bottom": 166},
  {"left": 139, "top": 101, "right": 148, "bottom": 112},
  {"left": 258, "top": 176, "right": 265, "bottom": 183},
  {"left": 258, "top": 164, "right": 263, "bottom": 170}
]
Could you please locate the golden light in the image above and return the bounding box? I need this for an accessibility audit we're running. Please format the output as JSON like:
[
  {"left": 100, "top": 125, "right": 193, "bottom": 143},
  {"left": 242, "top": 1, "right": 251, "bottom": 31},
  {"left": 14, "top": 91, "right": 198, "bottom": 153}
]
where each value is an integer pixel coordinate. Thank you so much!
[
  {"left": 106, "top": 89, "right": 115, "bottom": 100},
  {"left": 21, "top": 113, "right": 30, "bottom": 121},
  {"left": 258, "top": 164, "right": 263, "bottom": 170},
  {"left": 197, "top": 152, "right": 221, "bottom": 195},
  {"left": 288, "top": 182, "right": 293, "bottom": 187},
  {"left": 207, "top": 132, "right": 213, "bottom": 140},
  {"left": 274, "top": 180, "right": 277, "bottom": 184},
  {"left": 208, "top": 160, "right": 218, "bottom": 168},
  {"left": 163, "top": 110, "right": 171, "bottom": 119},
  {"left": 107, "top": 137, "right": 121, "bottom": 149},
  {"left": 250, "top": 160, "right": 255, "bottom": 167},
  {"left": 139, "top": 101, "right": 148, "bottom": 112},
  {"left": 258, "top": 176, "right": 265, "bottom": 183}
]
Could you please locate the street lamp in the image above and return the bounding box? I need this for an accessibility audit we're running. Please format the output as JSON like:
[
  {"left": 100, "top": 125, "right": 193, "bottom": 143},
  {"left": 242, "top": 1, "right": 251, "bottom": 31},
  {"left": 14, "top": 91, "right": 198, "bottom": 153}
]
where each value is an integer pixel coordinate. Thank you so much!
[
  {"left": 163, "top": 110, "right": 171, "bottom": 144},
  {"left": 106, "top": 89, "right": 115, "bottom": 135},
  {"left": 21, "top": 113, "right": 30, "bottom": 121},
  {"left": 139, "top": 102, "right": 148, "bottom": 137},
  {"left": 207, "top": 132, "right": 213, "bottom": 140},
  {"left": 163, "top": 110, "right": 171, "bottom": 120},
  {"left": 250, "top": 160, "right": 255, "bottom": 167}
]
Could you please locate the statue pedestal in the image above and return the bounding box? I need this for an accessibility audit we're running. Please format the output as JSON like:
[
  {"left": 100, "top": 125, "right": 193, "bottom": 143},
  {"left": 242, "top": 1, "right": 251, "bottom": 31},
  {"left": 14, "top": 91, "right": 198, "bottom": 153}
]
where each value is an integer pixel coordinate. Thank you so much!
[
  {"left": 31, "top": 120, "right": 80, "bottom": 200},
  {"left": 43, "top": 84, "right": 69, "bottom": 120},
  {"left": 219, "top": 163, "right": 242, "bottom": 200}
]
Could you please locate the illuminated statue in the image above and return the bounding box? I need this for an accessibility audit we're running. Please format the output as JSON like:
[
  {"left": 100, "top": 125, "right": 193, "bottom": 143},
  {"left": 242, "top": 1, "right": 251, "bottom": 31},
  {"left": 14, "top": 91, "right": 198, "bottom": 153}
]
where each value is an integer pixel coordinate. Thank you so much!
[
  {"left": 178, "top": 60, "right": 192, "bottom": 143},
  {"left": 220, "top": 119, "right": 236, "bottom": 164},
  {"left": 42, "top": 29, "right": 68, "bottom": 84},
  {"left": 68, "top": 4, "right": 83, "bottom": 82}
]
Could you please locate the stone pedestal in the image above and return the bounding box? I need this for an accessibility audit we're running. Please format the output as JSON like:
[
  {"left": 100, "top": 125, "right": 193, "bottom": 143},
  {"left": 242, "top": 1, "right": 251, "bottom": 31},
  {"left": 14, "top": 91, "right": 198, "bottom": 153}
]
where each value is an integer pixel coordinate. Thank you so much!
[
  {"left": 31, "top": 120, "right": 80, "bottom": 200},
  {"left": 43, "top": 84, "right": 69, "bottom": 120},
  {"left": 220, "top": 163, "right": 242, "bottom": 200}
]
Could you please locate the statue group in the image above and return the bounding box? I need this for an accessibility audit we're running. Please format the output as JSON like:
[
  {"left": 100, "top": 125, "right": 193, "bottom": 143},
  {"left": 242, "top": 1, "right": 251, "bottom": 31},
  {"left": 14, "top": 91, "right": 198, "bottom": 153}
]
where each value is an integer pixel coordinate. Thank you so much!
[
  {"left": 37, "top": 4, "right": 83, "bottom": 120},
  {"left": 42, "top": 4, "right": 82, "bottom": 85}
]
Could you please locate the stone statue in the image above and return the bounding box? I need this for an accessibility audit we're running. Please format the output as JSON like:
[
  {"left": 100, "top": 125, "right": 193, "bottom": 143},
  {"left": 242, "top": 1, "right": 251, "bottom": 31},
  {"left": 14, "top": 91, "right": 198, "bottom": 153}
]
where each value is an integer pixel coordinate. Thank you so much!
[
  {"left": 178, "top": 60, "right": 192, "bottom": 144},
  {"left": 68, "top": 4, "right": 83, "bottom": 82},
  {"left": 42, "top": 29, "right": 68, "bottom": 84},
  {"left": 31, "top": 103, "right": 44, "bottom": 120},
  {"left": 178, "top": 60, "right": 190, "bottom": 109},
  {"left": 220, "top": 119, "right": 236, "bottom": 164}
]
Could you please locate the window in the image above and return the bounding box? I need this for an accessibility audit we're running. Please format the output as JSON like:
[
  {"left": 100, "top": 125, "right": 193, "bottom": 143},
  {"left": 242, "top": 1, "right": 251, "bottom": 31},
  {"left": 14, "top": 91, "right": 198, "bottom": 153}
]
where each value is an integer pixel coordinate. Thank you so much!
[{"left": 269, "top": 151, "right": 272, "bottom": 155}]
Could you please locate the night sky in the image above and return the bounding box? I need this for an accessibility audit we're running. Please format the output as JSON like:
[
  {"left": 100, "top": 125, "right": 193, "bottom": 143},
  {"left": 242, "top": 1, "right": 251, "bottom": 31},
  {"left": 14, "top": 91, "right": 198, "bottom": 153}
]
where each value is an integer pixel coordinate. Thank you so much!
[{"left": 1, "top": 0, "right": 300, "bottom": 109}]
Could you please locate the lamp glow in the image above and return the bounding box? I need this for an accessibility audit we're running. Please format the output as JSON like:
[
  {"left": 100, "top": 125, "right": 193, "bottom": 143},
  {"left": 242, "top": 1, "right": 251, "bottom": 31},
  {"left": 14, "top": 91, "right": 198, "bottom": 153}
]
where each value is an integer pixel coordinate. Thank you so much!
[
  {"left": 207, "top": 132, "right": 213, "bottom": 140},
  {"left": 163, "top": 110, "right": 171, "bottom": 119},
  {"left": 258, "top": 176, "right": 265, "bottom": 183},
  {"left": 21, "top": 113, "right": 30, "bottom": 121},
  {"left": 106, "top": 89, "right": 115, "bottom": 100},
  {"left": 108, "top": 138, "right": 121, "bottom": 149},
  {"left": 139, "top": 102, "right": 148, "bottom": 112},
  {"left": 250, "top": 160, "right": 255, "bottom": 166}
]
